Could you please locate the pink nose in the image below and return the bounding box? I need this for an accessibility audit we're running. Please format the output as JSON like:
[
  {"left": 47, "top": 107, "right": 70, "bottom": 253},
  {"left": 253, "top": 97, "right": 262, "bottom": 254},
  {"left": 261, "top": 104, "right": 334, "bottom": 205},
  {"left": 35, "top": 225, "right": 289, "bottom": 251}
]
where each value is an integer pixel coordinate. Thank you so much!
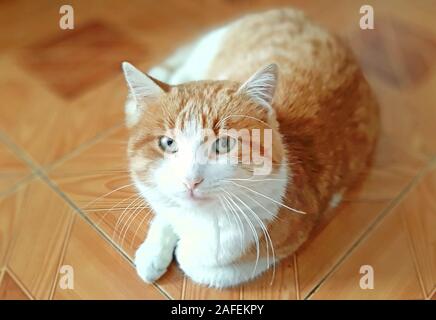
[{"left": 183, "top": 177, "right": 204, "bottom": 190}]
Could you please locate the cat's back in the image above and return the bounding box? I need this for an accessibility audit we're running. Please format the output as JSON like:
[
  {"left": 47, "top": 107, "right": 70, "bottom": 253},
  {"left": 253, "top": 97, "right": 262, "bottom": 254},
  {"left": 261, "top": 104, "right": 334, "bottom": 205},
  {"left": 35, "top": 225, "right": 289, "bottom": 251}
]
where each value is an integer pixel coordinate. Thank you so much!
[
  {"left": 209, "top": 8, "right": 379, "bottom": 207},
  {"left": 207, "top": 8, "right": 349, "bottom": 86},
  {"left": 207, "top": 8, "right": 363, "bottom": 116}
]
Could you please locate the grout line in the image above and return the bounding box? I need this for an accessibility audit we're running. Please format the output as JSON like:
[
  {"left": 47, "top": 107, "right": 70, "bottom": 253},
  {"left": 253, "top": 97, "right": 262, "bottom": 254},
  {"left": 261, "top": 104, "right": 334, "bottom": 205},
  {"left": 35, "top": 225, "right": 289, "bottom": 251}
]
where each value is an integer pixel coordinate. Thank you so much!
[
  {"left": 0, "top": 120, "right": 123, "bottom": 178},
  {"left": 0, "top": 119, "right": 171, "bottom": 299},
  {"left": 44, "top": 123, "right": 124, "bottom": 174},
  {"left": 0, "top": 132, "right": 127, "bottom": 259},
  {"left": 0, "top": 129, "right": 171, "bottom": 300},
  {"left": 400, "top": 202, "right": 429, "bottom": 300},
  {"left": 36, "top": 172, "right": 172, "bottom": 300},
  {"left": 48, "top": 213, "right": 76, "bottom": 300},
  {"left": 154, "top": 283, "right": 173, "bottom": 300},
  {"left": 293, "top": 254, "right": 300, "bottom": 300},
  {"left": 0, "top": 174, "right": 35, "bottom": 198},
  {"left": 181, "top": 276, "right": 187, "bottom": 300},
  {"left": 304, "top": 160, "right": 434, "bottom": 300},
  {"left": 0, "top": 132, "right": 38, "bottom": 197},
  {"left": 153, "top": 281, "right": 173, "bottom": 300},
  {"left": 2, "top": 124, "right": 433, "bottom": 301},
  {"left": 400, "top": 157, "right": 436, "bottom": 300},
  {"left": 2, "top": 185, "right": 29, "bottom": 276},
  {"left": 0, "top": 130, "right": 43, "bottom": 175},
  {"left": 0, "top": 267, "right": 5, "bottom": 287},
  {"left": 5, "top": 267, "right": 35, "bottom": 300},
  {"left": 427, "top": 286, "right": 436, "bottom": 300}
]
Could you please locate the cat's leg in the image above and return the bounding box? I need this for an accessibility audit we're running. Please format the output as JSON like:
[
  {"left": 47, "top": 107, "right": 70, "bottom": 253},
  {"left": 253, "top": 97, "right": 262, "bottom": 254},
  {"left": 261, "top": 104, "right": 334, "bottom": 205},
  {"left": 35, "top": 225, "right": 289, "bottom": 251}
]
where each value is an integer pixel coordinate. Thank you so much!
[{"left": 135, "top": 215, "right": 178, "bottom": 283}]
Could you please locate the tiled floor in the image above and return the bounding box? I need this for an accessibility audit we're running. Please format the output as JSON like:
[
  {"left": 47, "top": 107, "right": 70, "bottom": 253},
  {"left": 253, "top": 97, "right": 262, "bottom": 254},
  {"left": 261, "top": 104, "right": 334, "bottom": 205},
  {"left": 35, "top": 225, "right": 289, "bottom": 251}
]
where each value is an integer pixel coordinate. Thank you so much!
[{"left": 0, "top": 0, "right": 435, "bottom": 300}]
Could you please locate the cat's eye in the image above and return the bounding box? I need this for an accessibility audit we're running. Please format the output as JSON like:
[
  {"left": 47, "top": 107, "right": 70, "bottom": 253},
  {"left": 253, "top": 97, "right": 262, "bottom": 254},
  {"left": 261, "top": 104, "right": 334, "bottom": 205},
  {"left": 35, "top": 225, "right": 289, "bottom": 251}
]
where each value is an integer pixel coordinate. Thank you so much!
[
  {"left": 158, "top": 136, "right": 178, "bottom": 153},
  {"left": 212, "top": 136, "right": 236, "bottom": 154}
]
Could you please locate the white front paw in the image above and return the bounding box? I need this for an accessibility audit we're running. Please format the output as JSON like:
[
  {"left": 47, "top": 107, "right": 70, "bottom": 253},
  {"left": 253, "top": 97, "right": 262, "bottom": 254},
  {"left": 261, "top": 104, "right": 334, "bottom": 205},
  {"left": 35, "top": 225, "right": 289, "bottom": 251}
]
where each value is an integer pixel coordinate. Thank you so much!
[{"left": 134, "top": 244, "right": 172, "bottom": 283}]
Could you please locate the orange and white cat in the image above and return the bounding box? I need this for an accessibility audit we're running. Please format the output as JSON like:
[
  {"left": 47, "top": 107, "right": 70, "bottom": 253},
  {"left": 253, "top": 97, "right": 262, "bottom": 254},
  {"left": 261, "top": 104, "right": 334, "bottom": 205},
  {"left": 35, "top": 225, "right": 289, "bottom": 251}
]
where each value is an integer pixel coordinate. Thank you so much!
[{"left": 122, "top": 8, "right": 379, "bottom": 288}]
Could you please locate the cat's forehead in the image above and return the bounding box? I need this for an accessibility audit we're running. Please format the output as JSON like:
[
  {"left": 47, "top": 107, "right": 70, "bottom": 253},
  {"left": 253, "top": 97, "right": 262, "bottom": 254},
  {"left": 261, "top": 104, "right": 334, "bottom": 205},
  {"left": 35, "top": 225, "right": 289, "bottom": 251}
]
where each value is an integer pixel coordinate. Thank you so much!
[
  {"left": 136, "top": 81, "right": 269, "bottom": 135},
  {"left": 173, "top": 102, "right": 216, "bottom": 131},
  {"left": 163, "top": 83, "right": 234, "bottom": 131}
]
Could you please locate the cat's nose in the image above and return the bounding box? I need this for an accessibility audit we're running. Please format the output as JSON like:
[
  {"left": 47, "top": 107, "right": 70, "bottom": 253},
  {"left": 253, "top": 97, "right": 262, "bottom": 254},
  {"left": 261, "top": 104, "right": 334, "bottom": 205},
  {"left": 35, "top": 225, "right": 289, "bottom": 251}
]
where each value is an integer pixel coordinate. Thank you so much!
[{"left": 183, "top": 177, "right": 204, "bottom": 190}]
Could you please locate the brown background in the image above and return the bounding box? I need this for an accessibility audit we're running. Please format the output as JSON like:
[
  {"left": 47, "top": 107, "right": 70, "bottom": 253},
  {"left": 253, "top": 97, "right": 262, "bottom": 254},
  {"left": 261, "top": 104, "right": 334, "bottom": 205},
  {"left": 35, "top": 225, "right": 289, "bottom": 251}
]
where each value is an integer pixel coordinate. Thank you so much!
[{"left": 0, "top": 0, "right": 435, "bottom": 300}]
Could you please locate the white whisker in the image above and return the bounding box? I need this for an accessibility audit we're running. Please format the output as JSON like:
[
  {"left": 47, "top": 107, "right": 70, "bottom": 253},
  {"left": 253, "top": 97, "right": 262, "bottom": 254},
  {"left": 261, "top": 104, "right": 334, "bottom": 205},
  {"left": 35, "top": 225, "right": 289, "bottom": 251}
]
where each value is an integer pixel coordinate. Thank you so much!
[
  {"left": 113, "top": 196, "right": 143, "bottom": 241},
  {"left": 230, "top": 191, "right": 276, "bottom": 284},
  {"left": 130, "top": 209, "right": 153, "bottom": 249},
  {"left": 120, "top": 203, "right": 150, "bottom": 247},
  {"left": 221, "top": 189, "right": 260, "bottom": 277},
  {"left": 226, "top": 180, "right": 306, "bottom": 214},
  {"left": 215, "top": 114, "right": 271, "bottom": 129},
  {"left": 219, "top": 192, "right": 245, "bottom": 253},
  {"left": 82, "top": 182, "right": 136, "bottom": 210},
  {"left": 94, "top": 193, "right": 138, "bottom": 228}
]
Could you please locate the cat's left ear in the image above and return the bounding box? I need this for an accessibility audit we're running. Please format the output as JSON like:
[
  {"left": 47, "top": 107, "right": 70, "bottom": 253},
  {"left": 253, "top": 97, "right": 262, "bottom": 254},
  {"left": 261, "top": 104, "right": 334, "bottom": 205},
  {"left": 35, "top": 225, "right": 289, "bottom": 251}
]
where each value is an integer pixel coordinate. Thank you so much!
[
  {"left": 238, "top": 63, "right": 278, "bottom": 112},
  {"left": 122, "top": 62, "right": 170, "bottom": 127},
  {"left": 122, "top": 62, "right": 169, "bottom": 104}
]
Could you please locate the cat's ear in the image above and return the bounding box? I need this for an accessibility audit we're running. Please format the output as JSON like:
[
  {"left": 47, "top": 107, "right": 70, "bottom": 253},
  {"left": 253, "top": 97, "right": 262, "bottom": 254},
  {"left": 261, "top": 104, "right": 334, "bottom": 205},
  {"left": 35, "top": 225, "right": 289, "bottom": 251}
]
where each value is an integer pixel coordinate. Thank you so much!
[
  {"left": 122, "top": 62, "right": 170, "bottom": 103},
  {"left": 238, "top": 63, "right": 278, "bottom": 112},
  {"left": 122, "top": 62, "right": 169, "bottom": 127}
]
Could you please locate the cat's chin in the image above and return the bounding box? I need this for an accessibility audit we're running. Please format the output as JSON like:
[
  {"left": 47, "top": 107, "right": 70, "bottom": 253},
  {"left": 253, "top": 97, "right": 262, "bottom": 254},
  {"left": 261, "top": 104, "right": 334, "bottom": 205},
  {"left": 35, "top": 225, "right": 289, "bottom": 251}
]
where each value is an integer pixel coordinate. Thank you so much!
[{"left": 174, "top": 193, "right": 216, "bottom": 208}]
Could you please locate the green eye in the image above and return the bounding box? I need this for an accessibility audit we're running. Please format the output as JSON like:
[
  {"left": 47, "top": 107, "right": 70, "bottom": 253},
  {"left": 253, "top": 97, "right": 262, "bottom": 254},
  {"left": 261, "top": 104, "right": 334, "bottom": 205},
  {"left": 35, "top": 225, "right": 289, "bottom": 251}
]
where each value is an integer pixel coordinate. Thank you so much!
[
  {"left": 213, "top": 136, "right": 236, "bottom": 154},
  {"left": 158, "top": 136, "right": 178, "bottom": 153}
]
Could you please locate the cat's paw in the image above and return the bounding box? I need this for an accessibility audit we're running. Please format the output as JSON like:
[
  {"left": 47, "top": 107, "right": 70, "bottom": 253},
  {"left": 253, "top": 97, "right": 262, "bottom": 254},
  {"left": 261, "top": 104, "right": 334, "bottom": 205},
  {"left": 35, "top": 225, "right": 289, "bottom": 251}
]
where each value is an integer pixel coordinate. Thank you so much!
[{"left": 134, "top": 243, "right": 171, "bottom": 283}]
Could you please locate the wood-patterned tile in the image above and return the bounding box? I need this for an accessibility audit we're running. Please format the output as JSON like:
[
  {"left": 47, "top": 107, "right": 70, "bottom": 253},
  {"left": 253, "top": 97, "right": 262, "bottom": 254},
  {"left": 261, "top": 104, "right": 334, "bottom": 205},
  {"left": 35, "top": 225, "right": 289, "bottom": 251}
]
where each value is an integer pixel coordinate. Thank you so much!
[
  {"left": 180, "top": 255, "right": 297, "bottom": 300},
  {"left": 21, "top": 21, "right": 146, "bottom": 99},
  {"left": 7, "top": 178, "right": 74, "bottom": 299},
  {"left": 345, "top": 14, "right": 436, "bottom": 159},
  {"left": 0, "top": 56, "right": 125, "bottom": 167},
  {"left": 366, "top": 0, "right": 436, "bottom": 43},
  {"left": 49, "top": 128, "right": 139, "bottom": 255},
  {"left": 297, "top": 200, "right": 388, "bottom": 298},
  {"left": 0, "top": 142, "right": 30, "bottom": 195},
  {"left": 295, "top": 116, "right": 425, "bottom": 298},
  {"left": 0, "top": 271, "right": 29, "bottom": 300},
  {"left": 0, "top": 189, "right": 24, "bottom": 269},
  {"left": 49, "top": 127, "right": 185, "bottom": 298},
  {"left": 183, "top": 280, "right": 241, "bottom": 300},
  {"left": 0, "top": 0, "right": 63, "bottom": 52},
  {"left": 349, "top": 16, "right": 436, "bottom": 89},
  {"left": 397, "top": 74, "right": 436, "bottom": 158},
  {"left": 311, "top": 207, "right": 424, "bottom": 299},
  {"left": 344, "top": 134, "right": 426, "bottom": 202},
  {"left": 1, "top": 0, "right": 435, "bottom": 301},
  {"left": 241, "top": 254, "right": 297, "bottom": 300},
  {"left": 0, "top": 0, "right": 119, "bottom": 53},
  {"left": 53, "top": 216, "right": 165, "bottom": 300},
  {"left": 0, "top": 57, "right": 72, "bottom": 166},
  {"left": 400, "top": 165, "right": 436, "bottom": 298}
]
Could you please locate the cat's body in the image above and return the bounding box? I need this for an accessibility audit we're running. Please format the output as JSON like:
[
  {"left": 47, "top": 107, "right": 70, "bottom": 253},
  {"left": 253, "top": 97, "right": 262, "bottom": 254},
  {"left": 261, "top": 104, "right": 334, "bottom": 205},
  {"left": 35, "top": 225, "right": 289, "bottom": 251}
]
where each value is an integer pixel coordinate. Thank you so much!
[{"left": 123, "top": 8, "right": 379, "bottom": 288}]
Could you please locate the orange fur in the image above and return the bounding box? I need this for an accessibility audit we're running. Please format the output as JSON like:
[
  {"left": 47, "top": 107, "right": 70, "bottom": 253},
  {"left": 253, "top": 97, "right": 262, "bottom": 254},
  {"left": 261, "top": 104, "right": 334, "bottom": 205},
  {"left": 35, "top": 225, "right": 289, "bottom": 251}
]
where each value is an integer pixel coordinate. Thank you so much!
[{"left": 128, "top": 8, "right": 379, "bottom": 274}]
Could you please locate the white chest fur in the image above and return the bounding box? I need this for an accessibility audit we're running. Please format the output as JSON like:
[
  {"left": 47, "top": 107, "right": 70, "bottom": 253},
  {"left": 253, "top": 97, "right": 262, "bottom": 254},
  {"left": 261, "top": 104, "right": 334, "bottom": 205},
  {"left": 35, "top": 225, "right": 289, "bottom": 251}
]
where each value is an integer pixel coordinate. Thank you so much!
[{"left": 135, "top": 163, "right": 288, "bottom": 264}]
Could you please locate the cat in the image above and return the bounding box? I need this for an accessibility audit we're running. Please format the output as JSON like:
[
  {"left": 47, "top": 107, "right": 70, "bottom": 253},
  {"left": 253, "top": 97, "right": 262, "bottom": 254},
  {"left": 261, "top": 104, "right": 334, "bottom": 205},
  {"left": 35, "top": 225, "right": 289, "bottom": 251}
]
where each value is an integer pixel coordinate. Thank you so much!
[{"left": 121, "top": 8, "right": 379, "bottom": 288}]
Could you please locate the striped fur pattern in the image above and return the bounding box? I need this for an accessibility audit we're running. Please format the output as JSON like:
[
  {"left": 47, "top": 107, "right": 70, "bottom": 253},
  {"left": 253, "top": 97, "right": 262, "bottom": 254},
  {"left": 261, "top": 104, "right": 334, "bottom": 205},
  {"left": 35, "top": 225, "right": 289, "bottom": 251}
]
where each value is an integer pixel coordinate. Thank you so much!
[{"left": 122, "top": 8, "right": 379, "bottom": 288}]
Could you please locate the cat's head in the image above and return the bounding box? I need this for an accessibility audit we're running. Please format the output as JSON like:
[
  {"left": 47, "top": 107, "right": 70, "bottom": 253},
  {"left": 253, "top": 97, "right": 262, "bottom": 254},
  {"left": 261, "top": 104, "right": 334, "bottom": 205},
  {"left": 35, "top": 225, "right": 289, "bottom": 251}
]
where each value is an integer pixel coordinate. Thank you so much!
[{"left": 122, "top": 62, "right": 286, "bottom": 210}]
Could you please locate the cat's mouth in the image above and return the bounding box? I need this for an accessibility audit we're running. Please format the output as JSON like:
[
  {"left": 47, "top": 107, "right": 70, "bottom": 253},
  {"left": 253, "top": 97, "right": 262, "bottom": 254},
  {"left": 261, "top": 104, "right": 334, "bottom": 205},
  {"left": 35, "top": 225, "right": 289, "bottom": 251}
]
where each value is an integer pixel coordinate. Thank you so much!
[{"left": 180, "top": 189, "right": 212, "bottom": 203}]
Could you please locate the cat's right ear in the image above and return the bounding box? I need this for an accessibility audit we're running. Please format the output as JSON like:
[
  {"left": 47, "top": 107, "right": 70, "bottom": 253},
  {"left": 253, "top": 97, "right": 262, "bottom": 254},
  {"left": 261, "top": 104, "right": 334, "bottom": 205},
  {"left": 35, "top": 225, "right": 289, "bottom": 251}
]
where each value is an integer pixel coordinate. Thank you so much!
[{"left": 122, "top": 62, "right": 169, "bottom": 127}]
